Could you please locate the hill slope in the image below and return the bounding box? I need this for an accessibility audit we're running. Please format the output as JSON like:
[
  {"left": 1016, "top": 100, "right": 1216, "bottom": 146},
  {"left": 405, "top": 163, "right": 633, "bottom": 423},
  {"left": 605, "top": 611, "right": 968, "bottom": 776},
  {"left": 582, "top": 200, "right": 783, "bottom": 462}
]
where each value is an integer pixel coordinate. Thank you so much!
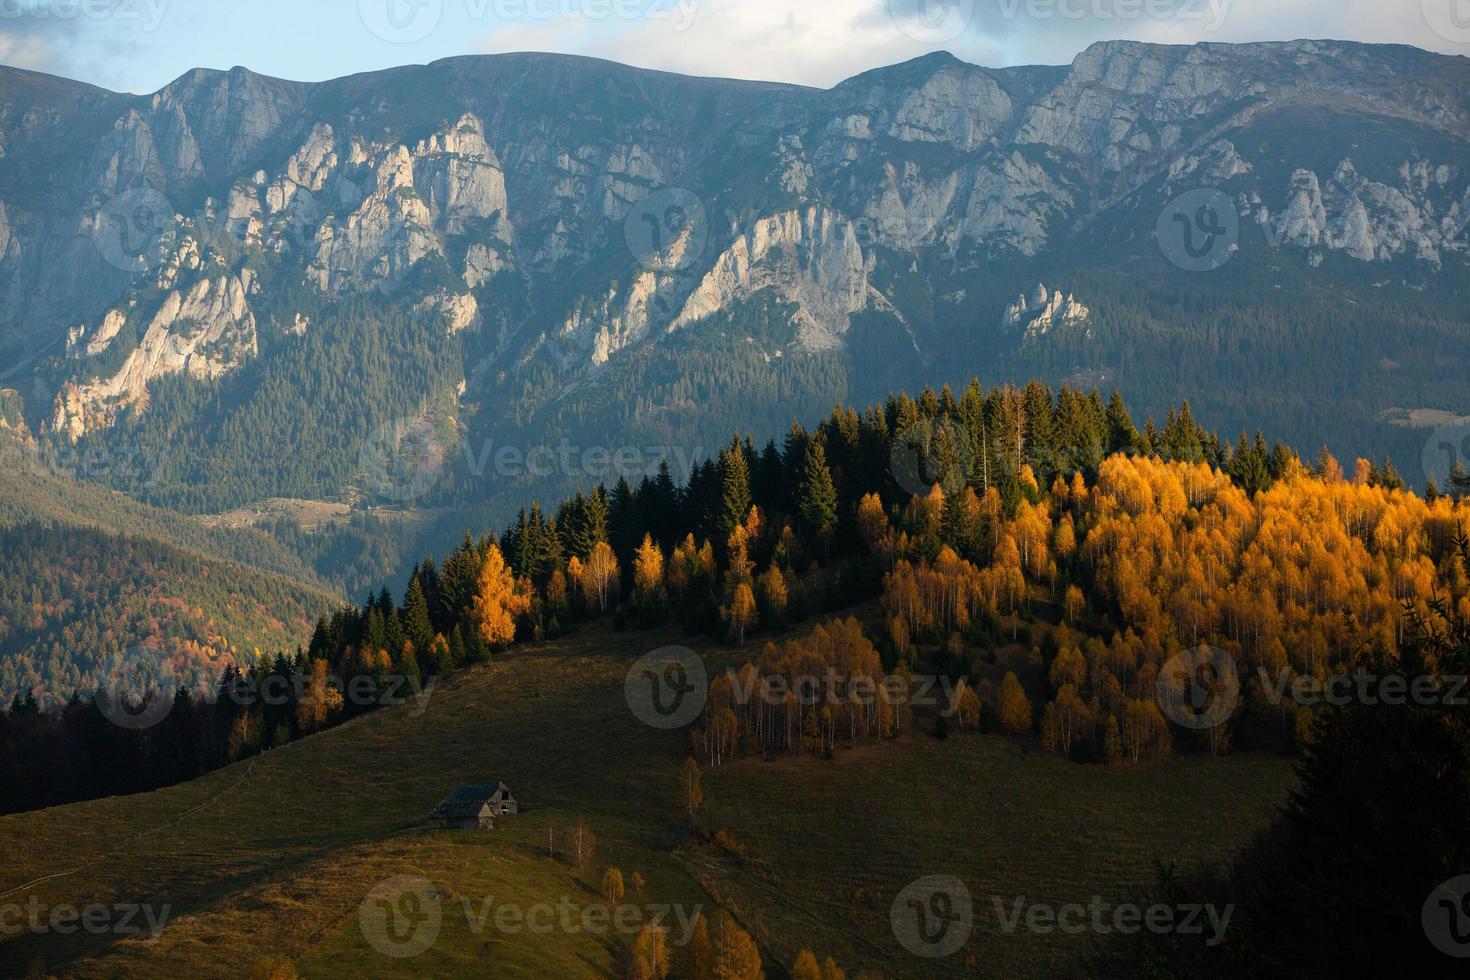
[
  {"left": 0, "top": 435, "right": 340, "bottom": 704},
  {"left": 0, "top": 619, "right": 1293, "bottom": 979},
  {"left": 0, "top": 521, "right": 337, "bottom": 706},
  {"left": 0, "top": 443, "right": 328, "bottom": 587}
]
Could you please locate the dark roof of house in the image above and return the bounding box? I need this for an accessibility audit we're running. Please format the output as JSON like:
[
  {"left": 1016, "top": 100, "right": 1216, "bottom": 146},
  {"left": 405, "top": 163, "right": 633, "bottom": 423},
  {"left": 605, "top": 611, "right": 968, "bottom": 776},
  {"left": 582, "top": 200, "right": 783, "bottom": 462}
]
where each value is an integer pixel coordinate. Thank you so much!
[{"left": 430, "top": 783, "right": 511, "bottom": 819}]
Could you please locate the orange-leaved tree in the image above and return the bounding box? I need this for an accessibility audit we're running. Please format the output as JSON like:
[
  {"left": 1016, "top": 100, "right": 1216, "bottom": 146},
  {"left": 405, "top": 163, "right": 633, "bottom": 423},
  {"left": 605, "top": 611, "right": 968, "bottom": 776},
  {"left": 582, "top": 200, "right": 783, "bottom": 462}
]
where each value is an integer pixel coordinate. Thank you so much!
[{"left": 472, "top": 543, "right": 531, "bottom": 650}]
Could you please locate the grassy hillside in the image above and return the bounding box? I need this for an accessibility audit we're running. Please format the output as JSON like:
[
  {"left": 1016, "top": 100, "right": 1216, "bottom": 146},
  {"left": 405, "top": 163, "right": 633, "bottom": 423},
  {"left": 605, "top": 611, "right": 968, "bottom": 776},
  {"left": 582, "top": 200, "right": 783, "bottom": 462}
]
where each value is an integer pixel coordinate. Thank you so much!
[{"left": 0, "top": 618, "right": 1295, "bottom": 979}]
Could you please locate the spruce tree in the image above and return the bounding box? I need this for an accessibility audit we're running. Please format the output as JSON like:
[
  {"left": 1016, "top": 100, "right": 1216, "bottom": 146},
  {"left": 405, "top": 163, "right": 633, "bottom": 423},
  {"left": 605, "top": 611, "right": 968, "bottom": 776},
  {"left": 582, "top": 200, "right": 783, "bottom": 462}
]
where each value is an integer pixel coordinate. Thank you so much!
[
  {"left": 1449, "top": 460, "right": 1470, "bottom": 501},
  {"left": 719, "top": 440, "right": 752, "bottom": 539},
  {"left": 402, "top": 575, "right": 433, "bottom": 653},
  {"left": 797, "top": 439, "right": 838, "bottom": 539}
]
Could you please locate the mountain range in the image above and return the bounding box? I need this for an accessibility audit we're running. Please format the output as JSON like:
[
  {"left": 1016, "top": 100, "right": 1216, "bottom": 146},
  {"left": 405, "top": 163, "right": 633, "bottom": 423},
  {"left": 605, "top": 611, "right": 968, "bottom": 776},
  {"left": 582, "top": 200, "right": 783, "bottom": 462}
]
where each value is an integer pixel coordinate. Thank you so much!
[{"left": 0, "top": 38, "right": 1466, "bottom": 588}]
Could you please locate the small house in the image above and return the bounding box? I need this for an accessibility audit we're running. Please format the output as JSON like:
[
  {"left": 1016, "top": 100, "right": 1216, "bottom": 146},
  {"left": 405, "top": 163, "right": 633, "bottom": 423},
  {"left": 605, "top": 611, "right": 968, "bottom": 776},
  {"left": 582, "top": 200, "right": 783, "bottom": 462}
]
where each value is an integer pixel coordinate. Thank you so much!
[{"left": 430, "top": 782, "right": 518, "bottom": 830}]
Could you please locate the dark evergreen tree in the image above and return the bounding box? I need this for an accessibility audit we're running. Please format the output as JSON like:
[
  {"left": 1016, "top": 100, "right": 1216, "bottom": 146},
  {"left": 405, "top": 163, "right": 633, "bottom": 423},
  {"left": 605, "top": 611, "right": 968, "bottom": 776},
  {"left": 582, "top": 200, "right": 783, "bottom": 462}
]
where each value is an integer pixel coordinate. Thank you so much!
[
  {"left": 1105, "top": 391, "right": 1141, "bottom": 456},
  {"left": 797, "top": 438, "right": 838, "bottom": 541},
  {"left": 719, "top": 439, "right": 752, "bottom": 538},
  {"left": 403, "top": 574, "right": 434, "bottom": 651}
]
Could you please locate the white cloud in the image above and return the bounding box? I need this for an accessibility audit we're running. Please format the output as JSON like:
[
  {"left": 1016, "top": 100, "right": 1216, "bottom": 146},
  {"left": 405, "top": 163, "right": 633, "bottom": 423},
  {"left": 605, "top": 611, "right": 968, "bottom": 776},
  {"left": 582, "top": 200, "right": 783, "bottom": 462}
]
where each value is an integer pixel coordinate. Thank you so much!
[
  {"left": 0, "top": 30, "right": 59, "bottom": 72},
  {"left": 478, "top": 0, "right": 991, "bottom": 87},
  {"left": 474, "top": 0, "right": 1469, "bottom": 88}
]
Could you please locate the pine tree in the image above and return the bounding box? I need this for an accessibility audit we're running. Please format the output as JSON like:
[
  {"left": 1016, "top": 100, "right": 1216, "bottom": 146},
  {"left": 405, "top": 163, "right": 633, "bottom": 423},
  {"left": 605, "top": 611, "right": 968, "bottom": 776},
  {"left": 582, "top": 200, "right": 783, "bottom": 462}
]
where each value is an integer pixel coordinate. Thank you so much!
[
  {"left": 1022, "top": 380, "right": 1057, "bottom": 478},
  {"left": 402, "top": 574, "right": 433, "bottom": 652},
  {"left": 940, "top": 486, "right": 978, "bottom": 556},
  {"left": 1104, "top": 391, "right": 1140, "bottom": 455},
  {"left": 718, "top": 440, "right": 752, "bottom": 540},
  {"left": 797, "top": 439, "right": 838, "bottom": 540},
  {"left": 1449, "top": 461, "right": 1470, "bottom": 501}
]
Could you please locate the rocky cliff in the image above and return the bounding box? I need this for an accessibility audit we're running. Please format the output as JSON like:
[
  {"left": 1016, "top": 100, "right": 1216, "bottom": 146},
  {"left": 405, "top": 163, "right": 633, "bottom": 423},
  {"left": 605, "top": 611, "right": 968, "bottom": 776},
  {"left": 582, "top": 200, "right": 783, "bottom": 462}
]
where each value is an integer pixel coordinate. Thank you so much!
[{"left": 0, "top": 40, "right": 1463, "bottom": 507}]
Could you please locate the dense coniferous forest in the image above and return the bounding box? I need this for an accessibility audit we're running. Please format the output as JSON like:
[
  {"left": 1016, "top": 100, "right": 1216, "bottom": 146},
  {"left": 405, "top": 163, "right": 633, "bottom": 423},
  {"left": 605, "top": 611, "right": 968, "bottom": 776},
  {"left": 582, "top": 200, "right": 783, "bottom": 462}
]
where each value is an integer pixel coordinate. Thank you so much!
[
  {"left": 3, "top": 377, "right": 1464, "bottom": 817},
  {"left": 0, "top": 455, "right": 329, "bottom": 586},
  {"left": 63, "top": 295, "right": 465, "bottom": 513},
  {"left": 0, "top": 523, "right": 335, "bottom": 709}
]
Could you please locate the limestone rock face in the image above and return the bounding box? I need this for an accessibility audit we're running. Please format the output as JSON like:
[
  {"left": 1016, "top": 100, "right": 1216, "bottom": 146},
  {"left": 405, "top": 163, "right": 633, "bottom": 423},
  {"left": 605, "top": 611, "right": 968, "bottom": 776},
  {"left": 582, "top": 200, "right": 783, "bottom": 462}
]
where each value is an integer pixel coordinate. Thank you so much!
[
  {"left": 463, "top": 241, "right": 507, "bottom": 288},
  {"left": 67, "top": 308, "right": 129, "bottom": 358},
  {"left": 1001, "top": 284, "right": 1092, "bottom": 340},
  {"left": 557, "top": 273, "right": 669, "bottom": 368},
  {"left": 416, "top": 290, "right": 480, "bottom": 335},
  {"left": 306, "top": 144, "right": 440, "bottom": 292},
  {"left": 412, "top": 114, "right": 511, "bottom": 237},
  {"left": 1168, "top": 140, "right": 1253, "bottom": 184},
  {"left": 0, "top": 42, "right": 1463, "bottom": 452},
  {"left": 672, "top": 207, "right": 871, "bottom": 350},
  {"left": 51, "top": 275, "right": 257, "bottom": 439},
  {"left": 1259, "top": 159, "right": 1469, "bottom": 265}
]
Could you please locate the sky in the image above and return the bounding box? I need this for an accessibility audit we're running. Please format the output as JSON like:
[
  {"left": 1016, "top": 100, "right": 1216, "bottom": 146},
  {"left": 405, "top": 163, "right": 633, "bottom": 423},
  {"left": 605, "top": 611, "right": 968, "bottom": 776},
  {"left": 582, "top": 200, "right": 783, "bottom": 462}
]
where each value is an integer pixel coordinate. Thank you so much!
[{"left": 0, "top": 0, "right": 1466, "bottom": 94}]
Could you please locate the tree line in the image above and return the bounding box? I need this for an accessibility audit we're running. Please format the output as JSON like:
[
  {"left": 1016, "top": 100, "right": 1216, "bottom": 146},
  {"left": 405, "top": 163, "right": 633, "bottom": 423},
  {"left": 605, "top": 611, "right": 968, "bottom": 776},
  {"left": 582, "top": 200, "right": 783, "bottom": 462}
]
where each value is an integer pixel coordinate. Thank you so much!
[{"left": 4, "top": 377, "right": 1457, "bottom": 812}]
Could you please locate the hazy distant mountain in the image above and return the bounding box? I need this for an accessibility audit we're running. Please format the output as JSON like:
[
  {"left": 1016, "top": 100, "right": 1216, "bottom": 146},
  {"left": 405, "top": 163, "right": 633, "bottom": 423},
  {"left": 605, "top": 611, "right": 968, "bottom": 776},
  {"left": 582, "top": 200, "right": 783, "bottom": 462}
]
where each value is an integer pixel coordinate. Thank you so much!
[{"left": 0, "top": 40, "right": 1465, "bottom": 548}]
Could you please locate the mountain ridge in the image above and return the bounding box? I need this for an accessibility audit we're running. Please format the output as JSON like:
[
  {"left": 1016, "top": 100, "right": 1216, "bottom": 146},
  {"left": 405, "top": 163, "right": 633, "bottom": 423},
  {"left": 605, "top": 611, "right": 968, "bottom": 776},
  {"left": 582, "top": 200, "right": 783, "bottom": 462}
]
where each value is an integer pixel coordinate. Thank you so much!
[{"left": 0, "top": 36, "right": 1464, "bottom": 569}]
